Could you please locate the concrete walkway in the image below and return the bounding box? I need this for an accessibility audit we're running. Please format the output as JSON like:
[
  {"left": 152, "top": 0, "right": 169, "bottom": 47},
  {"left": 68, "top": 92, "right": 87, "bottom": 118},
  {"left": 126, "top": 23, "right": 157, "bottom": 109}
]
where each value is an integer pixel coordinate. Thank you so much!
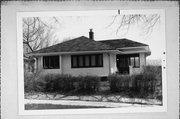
[
  {"left": 25, "top": 93, "right": 162, "bottom": 106},
  {"left": 25, "top": 99, "right": 158, "bottom": 108}
]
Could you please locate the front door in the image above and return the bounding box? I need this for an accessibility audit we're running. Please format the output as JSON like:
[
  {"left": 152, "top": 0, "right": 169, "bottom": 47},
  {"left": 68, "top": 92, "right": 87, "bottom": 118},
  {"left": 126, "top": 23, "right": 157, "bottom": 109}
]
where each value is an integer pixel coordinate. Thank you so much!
[{"left": 116, "top": 55, "right": 130, "bottom": 74}]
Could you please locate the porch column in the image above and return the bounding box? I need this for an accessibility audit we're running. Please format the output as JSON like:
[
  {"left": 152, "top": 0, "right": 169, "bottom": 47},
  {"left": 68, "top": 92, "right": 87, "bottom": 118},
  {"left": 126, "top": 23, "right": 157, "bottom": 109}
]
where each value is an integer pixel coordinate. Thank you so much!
[
  {"left": 60, "top": 55, "right": 62, "bottom": 74},
  {"left": 108, "top": 53, "right": 111, "bottom": 75},
  {"left": 129, "top": 65, "right": 133, "bottom": 75},
  {"left": 34, "top": 57, "right": 38, "bottom": 72}
]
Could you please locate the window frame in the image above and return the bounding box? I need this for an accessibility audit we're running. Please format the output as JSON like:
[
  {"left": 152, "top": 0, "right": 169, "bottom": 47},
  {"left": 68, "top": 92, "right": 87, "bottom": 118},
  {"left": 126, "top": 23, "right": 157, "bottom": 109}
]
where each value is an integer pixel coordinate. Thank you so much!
[
  {"left": 43, "top": 55, "right": 60, "bottom": 69},
  {"left": 129, "top": 54, "right": 140, "bottom": 68},
  {"left": 71, "top": 54, "right": 103, "bottom": 68}
]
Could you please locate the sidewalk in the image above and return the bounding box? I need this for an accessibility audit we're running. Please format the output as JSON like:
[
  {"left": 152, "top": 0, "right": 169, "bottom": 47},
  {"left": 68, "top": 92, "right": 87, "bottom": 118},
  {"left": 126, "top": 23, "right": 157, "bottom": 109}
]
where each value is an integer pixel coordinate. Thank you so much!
[
  {"left": 25, "top": 99, "right": 159, "bottom": 108},
  {"left": 25, "top": 93, "right": 162, "bottom": 106}
]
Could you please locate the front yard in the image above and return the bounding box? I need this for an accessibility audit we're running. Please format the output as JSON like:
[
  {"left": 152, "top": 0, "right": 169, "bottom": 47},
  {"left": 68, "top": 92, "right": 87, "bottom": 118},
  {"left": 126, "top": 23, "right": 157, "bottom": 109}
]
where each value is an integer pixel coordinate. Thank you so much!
[
  {"left": 24, "top": 65, "right": 162, "bottom": 110},
  {"left": 25, "top": 103, "right": 106, "bottom": 110},
  {"left": 25, "top": 92, "right": 162, "bottom": 105},
  {"left": 25, "top": 92, "right": 162, "bottom": 110}
]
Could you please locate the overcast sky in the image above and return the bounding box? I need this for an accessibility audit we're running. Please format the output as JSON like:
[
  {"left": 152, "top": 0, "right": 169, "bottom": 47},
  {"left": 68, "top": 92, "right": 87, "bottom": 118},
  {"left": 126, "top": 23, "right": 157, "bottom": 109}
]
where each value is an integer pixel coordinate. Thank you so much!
[{"left": 41, "top": 14, "right": 165, "bottom": 60}]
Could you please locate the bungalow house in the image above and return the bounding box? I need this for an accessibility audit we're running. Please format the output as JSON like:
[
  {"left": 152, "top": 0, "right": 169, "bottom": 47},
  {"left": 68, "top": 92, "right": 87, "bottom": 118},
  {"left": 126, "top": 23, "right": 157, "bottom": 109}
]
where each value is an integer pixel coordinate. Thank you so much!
[{"left": 28, "top": 29, "right": 151, "bottom": 77}]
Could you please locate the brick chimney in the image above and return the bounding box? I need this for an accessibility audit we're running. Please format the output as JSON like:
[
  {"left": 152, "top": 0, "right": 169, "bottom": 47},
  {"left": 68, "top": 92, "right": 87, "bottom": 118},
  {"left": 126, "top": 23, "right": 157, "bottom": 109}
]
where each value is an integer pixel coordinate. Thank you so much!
[{"left": 89, "top": 29, "right": 94, "bottom": 40}]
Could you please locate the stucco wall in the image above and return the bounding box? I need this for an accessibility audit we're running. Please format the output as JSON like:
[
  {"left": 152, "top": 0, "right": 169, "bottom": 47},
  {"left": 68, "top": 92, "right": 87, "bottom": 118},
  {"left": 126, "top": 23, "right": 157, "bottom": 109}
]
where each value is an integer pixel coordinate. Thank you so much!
[
  {"left": 36, "top": 52, "right": 117, "bottom": 77},
  {"left": 36, "top": 52, "right": 146, "bottom": 76},
  {"left": 129, "top": 53, "right": 146, "bottom": 75}
]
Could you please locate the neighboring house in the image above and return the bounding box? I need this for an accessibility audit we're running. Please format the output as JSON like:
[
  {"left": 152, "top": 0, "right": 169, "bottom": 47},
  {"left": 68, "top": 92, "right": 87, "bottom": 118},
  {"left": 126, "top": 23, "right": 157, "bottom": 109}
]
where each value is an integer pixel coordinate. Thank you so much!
[{"left": 28, "top": 29, "right": 151, "bottom": 77}]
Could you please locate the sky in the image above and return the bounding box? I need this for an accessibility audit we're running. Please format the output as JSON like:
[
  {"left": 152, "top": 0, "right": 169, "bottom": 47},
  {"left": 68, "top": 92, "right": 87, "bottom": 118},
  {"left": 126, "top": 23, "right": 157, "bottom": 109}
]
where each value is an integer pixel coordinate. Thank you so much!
[{"left": 41, "top": 14, "right": 165, "bottom": 60}]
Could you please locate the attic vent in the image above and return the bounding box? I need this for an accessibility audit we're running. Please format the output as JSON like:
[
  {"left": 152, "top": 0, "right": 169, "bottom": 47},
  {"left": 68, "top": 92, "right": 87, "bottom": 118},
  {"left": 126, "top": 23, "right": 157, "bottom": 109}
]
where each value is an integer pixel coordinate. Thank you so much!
[{"left": 89, "top": 29, "right": 94, "bottom": 40}]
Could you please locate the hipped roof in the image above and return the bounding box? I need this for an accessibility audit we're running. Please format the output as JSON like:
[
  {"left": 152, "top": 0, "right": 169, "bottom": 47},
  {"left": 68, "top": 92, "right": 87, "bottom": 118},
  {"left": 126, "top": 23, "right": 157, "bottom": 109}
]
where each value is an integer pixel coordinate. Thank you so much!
[{"left": 31, "top": 36, "right": 148, "bottom": 54}]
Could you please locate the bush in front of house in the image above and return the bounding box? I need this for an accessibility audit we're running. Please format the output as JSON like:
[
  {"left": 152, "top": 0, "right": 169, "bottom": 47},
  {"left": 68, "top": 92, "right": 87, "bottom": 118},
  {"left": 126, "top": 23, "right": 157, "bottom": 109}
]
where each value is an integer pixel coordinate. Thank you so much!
[
  {"left": 24, "top": 73, "right": 77, "bottom": 93},
  {"left": 108, "top": 74, "right": 132, "bottom": 92},
  {"left": 24, "top": 70, "right": 44, "bottom": 92},
  {"left": 24, "top": 72, "right": 100, "bottom": 94},
  {"left": 24, "top": 72, "right": 35, "bottom": 93},
  {"left": 74, "top": 75, "right": 100, "bottom": 94},
  {"left": 108, "top": 65, "right": 162, "bottom": 99},
  {"left": 41, "top": 74, "right": 75, "bottom": 92},
  {"left": 142, "top": 65, "right": 162, "bottom": 100}
]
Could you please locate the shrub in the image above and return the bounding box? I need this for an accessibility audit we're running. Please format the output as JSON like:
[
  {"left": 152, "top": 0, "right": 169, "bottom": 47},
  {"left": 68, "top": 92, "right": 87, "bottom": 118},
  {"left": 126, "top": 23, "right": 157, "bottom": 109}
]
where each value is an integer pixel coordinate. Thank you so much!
[
  {"left": 108, "top": 74, "right": 132, "bottom": 92},
  {"left": 24, "top": 70, "right": 44, "bottom": 92},
  {"left": 74, "top": 75, "right": 100, "bottom": 94},
  {"left": 24, "top": 72, "right": 100, "bottom": 94},
  {"left": 133, "top": 73, "right": 156, "bottom": 98},
  {"left": 142, "top": 65, "right": 162, "bottom": 100},
  {"left": 108, "top": 65, "right": 162, "bottom": 99},
  {"left": 24, "top": 73, "right": 35, "bottom": 93},
  {"left": 42, "top": 74, "right": 75, "bottom": 92}
]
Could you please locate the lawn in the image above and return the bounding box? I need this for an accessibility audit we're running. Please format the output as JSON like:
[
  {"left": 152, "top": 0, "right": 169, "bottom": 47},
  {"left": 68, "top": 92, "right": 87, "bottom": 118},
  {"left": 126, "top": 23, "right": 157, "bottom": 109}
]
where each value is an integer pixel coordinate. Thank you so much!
[{"left": 25, "top": 104, "right": 106, "bottom": 110}]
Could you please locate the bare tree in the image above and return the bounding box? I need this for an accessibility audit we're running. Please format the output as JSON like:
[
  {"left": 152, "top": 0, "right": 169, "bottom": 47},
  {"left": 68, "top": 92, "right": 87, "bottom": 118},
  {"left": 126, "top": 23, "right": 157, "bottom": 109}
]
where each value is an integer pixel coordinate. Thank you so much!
[
  {"left": 23, "top": 17, "right": 56, "bottom": 52},
  {"left": 107, "top": 14, "right": 160, "bottom": 36},
  {"left": 23, "top": 17, "right": 59, "bottom": 72}
]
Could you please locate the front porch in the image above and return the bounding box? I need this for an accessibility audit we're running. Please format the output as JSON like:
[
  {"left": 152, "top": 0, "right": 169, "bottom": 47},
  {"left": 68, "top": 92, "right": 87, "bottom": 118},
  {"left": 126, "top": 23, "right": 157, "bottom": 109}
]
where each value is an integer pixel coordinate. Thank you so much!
[{"left": 116, "top": 54, "right": 145, "bottom": 75}]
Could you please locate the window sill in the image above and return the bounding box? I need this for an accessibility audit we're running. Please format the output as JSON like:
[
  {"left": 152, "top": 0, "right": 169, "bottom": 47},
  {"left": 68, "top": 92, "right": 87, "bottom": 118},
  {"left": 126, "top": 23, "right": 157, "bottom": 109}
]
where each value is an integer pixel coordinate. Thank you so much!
[
  {"left": 71, "top": 66, "right": 103, "bottom": 68},
  {"left": 132, "top": 67, "right": 140, "bottom": 68},
  {"left": 43, "top": 68, "right": 60, "bottom": 69}
]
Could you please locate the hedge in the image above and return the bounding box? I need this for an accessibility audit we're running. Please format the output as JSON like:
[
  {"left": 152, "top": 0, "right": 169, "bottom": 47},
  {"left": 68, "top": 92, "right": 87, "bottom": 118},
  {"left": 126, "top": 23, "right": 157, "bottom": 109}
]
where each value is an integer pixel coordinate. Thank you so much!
[
  {"left": 24, "top": 72, "right": 100, "bottom": 94},
  {"left": 108, "top": 65, "right": 162, "bottom": 99}
]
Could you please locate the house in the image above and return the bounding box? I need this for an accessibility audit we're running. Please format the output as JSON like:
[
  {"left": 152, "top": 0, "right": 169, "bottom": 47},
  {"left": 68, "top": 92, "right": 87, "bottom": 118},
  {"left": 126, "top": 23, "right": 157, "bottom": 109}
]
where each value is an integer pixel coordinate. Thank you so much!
[{"left": 28, "top": 29, "right": 151, "bottom": 77}]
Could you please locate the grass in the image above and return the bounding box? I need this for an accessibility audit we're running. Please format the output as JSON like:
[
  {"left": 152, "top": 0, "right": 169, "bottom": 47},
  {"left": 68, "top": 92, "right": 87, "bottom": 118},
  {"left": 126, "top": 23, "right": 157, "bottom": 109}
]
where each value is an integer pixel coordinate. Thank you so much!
[{"left": 25, "top": 104, "right": 106, "bottom": 110}]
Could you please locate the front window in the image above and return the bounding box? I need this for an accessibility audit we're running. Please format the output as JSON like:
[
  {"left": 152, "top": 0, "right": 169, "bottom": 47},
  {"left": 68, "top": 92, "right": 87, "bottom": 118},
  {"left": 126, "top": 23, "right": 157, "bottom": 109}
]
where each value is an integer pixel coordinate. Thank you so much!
[
  {"left": 85, "top": 55, "right": 90, "bottom": 67},
  {"left": 43, "top": 56, "right": 60, "bottom": 69},
  {"left": 71, "top": 54, "right": 103, "bottom": 68},
  {"left": 72, "top": 56, "right": 78, "bottom": 67},
  {"left": 91, "top": 55, "right": 96, "bottom": 66},
  {"left": 130, "top": 54, "right": 140, "bottom": 68},
  {"left": 117, "top": 54, "right": 140, "bottom": 68}
]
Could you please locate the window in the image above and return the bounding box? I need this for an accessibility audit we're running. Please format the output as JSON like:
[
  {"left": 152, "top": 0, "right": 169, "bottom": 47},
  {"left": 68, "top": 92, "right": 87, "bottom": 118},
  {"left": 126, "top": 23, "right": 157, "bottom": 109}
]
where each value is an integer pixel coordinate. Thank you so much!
[
  {"left": 85, "top": 55, "right": 90, "bottom": 67},
  {"left": 79, "top": 56, "right": 84, "bottom": 67},
  {"left": 91, "top": 55, "right": 96, "bottom": 66},
  {"left": 97, "top": 54, "right": 103, "bottom": 66},
  {"left": 71, "top": 54, "right": 103, "bottom": 68},
  {"left": 130, "top": 57, "right": 135, "bottom": 66},
  {"left": 72, "top": 56, "right": 78, "bottom": 67},
  {"left": 130, "top": 54, "right": 140, "bottom": 68},
  {"left": 43, "top": 56, "right": 60, "bottom": 69}
]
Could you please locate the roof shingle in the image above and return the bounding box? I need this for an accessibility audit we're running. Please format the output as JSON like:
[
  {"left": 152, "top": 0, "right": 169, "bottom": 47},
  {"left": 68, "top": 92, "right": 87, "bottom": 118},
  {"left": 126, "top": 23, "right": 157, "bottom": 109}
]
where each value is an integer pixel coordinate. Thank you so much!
[
  {"left": 99, "top": 38, "right": 148, "bottom": 49},
  {"left": 32, "top": 36, "right": 115, "bottom": 54},
  {"left": 31, "top": 36, "right": 148, "bottom": 54}
]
